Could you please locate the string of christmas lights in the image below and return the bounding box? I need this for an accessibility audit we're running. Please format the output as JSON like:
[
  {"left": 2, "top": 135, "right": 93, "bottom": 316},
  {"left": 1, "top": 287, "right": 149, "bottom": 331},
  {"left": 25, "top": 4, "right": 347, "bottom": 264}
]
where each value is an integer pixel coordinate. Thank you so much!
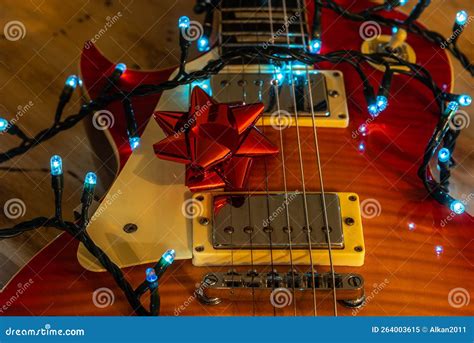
[
  {"left": 0, "top": 1, "right": 472, "bottom": 316},
  {"left": 0, "top": 7, "right": 471, "bottom": 230},
  {"left": 1, "top": 154, "right": 177, "bottom": 316},
  {"left": 320, "top": 0, "right": 473, "bottom": 75}
]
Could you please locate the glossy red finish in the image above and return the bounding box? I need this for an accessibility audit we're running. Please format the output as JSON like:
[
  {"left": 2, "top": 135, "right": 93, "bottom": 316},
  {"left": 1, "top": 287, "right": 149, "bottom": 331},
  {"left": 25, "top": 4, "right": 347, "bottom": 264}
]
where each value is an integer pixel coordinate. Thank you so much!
[
  {"left": 1, "top": 0, "right": 472, "bottom": 316},
  {"left": 154, "top": 87, "right": 278, "bottom": 191},
  {"left": 80, "top": 42, "right": 174, "bottom": 168}
]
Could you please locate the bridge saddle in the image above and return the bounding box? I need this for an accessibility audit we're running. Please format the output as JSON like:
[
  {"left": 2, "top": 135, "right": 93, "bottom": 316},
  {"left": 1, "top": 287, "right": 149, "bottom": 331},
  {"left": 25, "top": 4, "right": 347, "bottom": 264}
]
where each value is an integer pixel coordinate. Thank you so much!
[{"left": 196, "top": 271, "right": 366, "bottom": 309}]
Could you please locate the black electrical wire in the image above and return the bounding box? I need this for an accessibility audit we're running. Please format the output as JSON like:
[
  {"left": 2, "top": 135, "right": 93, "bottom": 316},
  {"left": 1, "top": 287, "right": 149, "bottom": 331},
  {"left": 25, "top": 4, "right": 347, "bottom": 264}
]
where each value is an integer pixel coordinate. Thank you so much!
[
  {"left": 0, "top": 1, "right": 472, "bottom": 317},
  {"left": 0, "top": 205, "right": 158, "bottom": 316},
  {"left": 319, "top": 0, "right": 473, "bottom": 75},
  {"left": 0, "top": 45, "right": 468, "bottom": 210}
]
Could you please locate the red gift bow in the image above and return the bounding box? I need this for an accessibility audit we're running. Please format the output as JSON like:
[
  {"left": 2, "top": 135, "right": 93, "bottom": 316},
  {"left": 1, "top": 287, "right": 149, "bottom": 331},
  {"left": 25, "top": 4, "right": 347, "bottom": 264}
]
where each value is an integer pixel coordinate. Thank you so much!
[{"left": 153, "top": 86, "right": 279, "bottom": 191}]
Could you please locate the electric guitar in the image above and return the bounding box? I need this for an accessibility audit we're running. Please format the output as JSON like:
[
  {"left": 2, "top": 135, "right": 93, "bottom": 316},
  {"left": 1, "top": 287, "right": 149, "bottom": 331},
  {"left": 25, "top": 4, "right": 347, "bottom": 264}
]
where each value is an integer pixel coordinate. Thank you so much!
[{"left": 1, "top": 0, "right": 472, "bottom": 316}]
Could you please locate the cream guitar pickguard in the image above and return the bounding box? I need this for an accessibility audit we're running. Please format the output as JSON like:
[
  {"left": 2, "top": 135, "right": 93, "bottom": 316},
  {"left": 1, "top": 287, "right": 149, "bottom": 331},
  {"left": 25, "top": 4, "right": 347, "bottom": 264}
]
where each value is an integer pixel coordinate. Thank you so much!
[{"left": 77, "top": 50, "right": 220, "bottom": 271}]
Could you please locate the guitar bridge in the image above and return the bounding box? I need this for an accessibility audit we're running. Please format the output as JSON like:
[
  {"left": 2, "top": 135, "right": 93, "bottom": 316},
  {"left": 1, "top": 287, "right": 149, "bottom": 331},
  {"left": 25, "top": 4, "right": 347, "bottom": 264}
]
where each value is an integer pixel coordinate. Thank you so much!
[
  {"left": 192, "top": 192, "right": 365, "bottom": 267},
  {"left": 197, "top": 271, "right": 365, "bottom": 308}
]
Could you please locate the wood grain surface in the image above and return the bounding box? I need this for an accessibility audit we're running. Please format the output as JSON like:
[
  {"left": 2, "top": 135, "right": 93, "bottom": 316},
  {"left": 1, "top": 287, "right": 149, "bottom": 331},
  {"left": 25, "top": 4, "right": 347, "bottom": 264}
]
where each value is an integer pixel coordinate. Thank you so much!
[{"left": 0, "top": 0, "right": 202, "bottom": 288}]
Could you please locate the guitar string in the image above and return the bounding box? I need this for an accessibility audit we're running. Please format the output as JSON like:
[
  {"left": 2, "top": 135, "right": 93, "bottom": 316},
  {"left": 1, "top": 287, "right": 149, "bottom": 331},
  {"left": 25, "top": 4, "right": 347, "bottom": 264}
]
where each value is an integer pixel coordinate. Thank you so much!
[
  {"left": 268, "top": 0, "right": 298, "bottom": 317},
  {"left": 222, "top": 0, "right": 261, "bottom": 311},
  {"left": 239, "top": 0, "right": 256, "bottom": 313},
  {"left": 240, "top": 0, "right": 292, "bottom": 316},
  {"left": 229, "top": 198, "right": 235, "bottom": 295},
  {"left": 245, "top": 75, "right": 257, "bottom": 313},
  {"left": 255, "top": 11, "right": 278, "bottom": 317},
  {"left": 230, "top": 0, "right": 275, "bottom": 316},
  {"left": 282, "top": 0, "right": 318, "bottom": 317},
  {"left": 218, "top": 0, "right": 236, "bottom": 305},
  {"left": 246, "top": 196, "right": 256, "bottom": 316},
  {"left": 295, "top": 0, "right": 338, "bottom": 316}
]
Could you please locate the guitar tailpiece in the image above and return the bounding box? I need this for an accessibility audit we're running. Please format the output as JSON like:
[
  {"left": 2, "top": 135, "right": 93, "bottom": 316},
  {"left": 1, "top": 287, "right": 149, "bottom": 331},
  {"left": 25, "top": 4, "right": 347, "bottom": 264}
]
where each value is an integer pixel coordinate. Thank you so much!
[{"left": 197, "top": 271, "right": 365, "bottom": 309}]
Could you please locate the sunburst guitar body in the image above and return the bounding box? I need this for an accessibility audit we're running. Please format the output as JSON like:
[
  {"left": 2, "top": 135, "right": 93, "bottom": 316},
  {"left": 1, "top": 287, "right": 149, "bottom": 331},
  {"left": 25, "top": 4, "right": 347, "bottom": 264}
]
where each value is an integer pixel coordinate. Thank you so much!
[{"left": 1, "top": 0, "right": 472, "bottom": 317}]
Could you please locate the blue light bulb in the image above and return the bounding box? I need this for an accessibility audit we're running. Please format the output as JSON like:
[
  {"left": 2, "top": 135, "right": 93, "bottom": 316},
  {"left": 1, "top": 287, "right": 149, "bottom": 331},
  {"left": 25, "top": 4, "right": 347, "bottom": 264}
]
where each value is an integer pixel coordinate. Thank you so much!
[
  {"left": 399, "top": 0, "right": 407, "bottom": 6},
  {"left": 191, "top": 79, "right": 212, "bottom": 95},
  {"left": 438, "top": 148, "right": 450, "bottom": 163},
  {"left": 358, "top": 142, "right": 366, "bottom": 152},
  {"left": 392, "top": 27, "right": 399, "bottom": 34},
  {"left": 65, "top": 75, "right": 78, "bottom": 89},
  {"left": 435, "top": 245, "right": 444, "bottom": 256},
  {"left": 129, "top": 136, "right": 140, "bottom": 150},
  {"left": 146, "top": 267, "right": 158, "bottom": 283},
  {"left": 84, "top": 172, "right": 97, "bottom": 186},
  {"left": 376, "top": 95, "right": 388, "bottom": 112},
  {"left": 408, "top": 222, "right": 415, "bottom": 230},
  {"left": 450, "top": 200, "right": 465, "bottom": 215},
  {"left": 162, "top": 249, "right": 176, "bottom": 265},
  {"left": 455, "top": 10, "right": 468, "bottom": 26},
  {"left": 447, "top": 101, "right": 459, "bottom": 112},
  {"left": 197, "top": 36, "right": 210, "bottom": 52},
  {"left": 271, "top": 66, "right": 285, "bottom": 84},
  {"left": 276, "top": 71, "right": 284, "bottom": 81},
  {"left": 0, "top": 118, "right": 9, "bottom": 132},
  {"left": 115, "top": 63, "right": 127, "bottom": 74},
  {"left": 274, "top": 73, "right": 284, "bottom": 85},
  {"left": 368, "top": 104, "right": 380, "bottom": 117},
  {"left": 50, "top": 155, "right": 63, "bottom": 176},
  {"left": 292, "top": 61, "right": 306, "bottom": 68},
  {"left": 309, "top": 38, "right": 322, "bottom": 53},
  {"left": 458, "top": 94, "right": 472, "bottom": 107},
  {"left": 178, "top": 16, "right": 190, "bottom": 29}
]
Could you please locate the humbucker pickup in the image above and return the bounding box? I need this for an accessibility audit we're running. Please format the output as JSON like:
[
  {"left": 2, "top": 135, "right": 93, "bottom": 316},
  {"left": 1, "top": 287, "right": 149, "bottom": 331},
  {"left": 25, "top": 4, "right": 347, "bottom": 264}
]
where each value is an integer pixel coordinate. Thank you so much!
[
  {"left": 192, "top": 192, "right": 365, "bottom": 267},
  {"left": 195, "top": 66, "right": 349, "bottom": 128},
  {"left": 212, "top": 193, "right": 344, "bottom": 249}
]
